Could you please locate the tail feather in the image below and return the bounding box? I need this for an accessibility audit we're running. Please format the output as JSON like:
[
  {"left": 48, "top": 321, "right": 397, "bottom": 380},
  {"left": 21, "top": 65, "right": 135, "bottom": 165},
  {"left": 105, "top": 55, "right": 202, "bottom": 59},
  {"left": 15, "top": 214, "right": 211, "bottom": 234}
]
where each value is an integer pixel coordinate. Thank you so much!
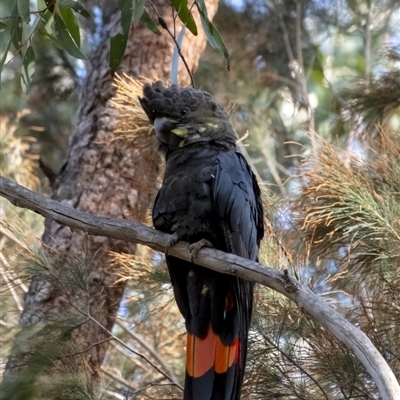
[
  {"left": 185, "top": 325, "right": 242, "bottom": 400},
  {"left": 214, "top": 335, "right": 239, "bottom": 374},
  {"left": 186, "top": 327, "right": 216, "bottom": 378}
]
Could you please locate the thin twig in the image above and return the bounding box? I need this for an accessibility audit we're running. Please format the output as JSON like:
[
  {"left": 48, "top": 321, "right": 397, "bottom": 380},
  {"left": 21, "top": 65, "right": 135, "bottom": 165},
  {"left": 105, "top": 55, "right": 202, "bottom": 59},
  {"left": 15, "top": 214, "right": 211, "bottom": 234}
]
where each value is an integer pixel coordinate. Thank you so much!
[
  {"left": 0, "top": 254, "right": 24, "bottom": 311},
  {"left": 82, "top": 308, "right": 183, "bottom": 390},
  {"left": 364, "top": 0, "right": 372, "bottom": 79},
  {"left": 295, "top": 0, "right": 317, "bottom": 160},
  {"left": 148, "top": 0, "right": 196, "bottom": 88},
  {"left": 115, "top": 318, "right": 179, "bottom": 384},
  {"left": 65, "top": 337, "right": 114, "bottom": 357},
  {"left": 264, "top": 336, "right": 329, "bottom": 400},
  {"left": 108, "top": 341, "right": 147, "bottom": 371},
  {"left": 0, "top": 223, "right": 29, "bottom": 250},
  {"left": 129, "top": 382, "right": 179, "bottom": 396}
]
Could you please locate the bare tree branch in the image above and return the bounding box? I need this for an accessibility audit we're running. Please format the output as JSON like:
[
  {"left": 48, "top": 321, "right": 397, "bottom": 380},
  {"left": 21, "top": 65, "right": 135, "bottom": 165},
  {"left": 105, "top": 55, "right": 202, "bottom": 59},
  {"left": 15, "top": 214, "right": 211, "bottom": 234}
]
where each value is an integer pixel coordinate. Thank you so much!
[{"left": 1, "top": 175, "right": 399, "bottom": 399}]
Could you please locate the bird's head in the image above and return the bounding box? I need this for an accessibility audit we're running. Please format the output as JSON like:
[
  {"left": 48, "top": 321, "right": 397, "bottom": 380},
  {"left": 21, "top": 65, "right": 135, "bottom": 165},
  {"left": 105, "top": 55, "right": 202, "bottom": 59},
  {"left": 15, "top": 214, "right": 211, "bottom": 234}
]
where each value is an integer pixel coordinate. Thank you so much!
[{"left": 139, "top": 81, "right": 237, "bottom": 154}]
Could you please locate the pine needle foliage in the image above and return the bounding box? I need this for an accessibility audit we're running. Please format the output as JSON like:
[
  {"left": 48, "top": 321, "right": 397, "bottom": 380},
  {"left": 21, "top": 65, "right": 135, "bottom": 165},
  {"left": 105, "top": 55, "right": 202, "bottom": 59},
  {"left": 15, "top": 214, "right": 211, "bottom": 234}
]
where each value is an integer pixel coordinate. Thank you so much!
[
  {"left": 245, "top": 287, "right": 377, "bottom": 400},
  {"left": 282, "top": 129, "right": 400, "bottom": 398},
  {"left": 1, "top": 244, "right": 108, "bottom": 400},
  {"left": 0, "top": 111, "right": 40, "bottom": 191},
  {"left": 110, "top": 74, "right": 163, "bottom": 200},
  {"left": 106, "top": 251, "right": 186, "bottom": 399},
  {"left": 299, "top": 130, "right": 400, "bottom": 274},
  {"left": 338, "top": 69, "right": 400, "bottom": 133},
  {"left": 110, "top": 74, "right": 158, "bottom": 153},
  {"left": 1, "top": 112, "right": 47, "bottom": 384}
]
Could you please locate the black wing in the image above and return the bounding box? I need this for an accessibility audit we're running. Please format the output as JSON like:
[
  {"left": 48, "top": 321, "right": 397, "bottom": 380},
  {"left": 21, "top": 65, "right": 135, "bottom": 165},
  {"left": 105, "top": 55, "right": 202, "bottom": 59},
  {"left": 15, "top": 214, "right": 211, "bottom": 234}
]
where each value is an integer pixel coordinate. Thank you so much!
[
  {"left": 213, "top": 151, "right": 264, "bottom": 260},
  {"left": 211, "top": 151, "right": 264, "bottom": 400}
]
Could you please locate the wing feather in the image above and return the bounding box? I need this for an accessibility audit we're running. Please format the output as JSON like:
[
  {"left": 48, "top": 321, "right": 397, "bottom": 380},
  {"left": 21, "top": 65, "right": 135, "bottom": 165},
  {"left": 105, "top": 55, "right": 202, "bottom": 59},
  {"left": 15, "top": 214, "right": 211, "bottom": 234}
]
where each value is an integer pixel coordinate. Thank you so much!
[{"left": 213, "top": 151, "right": 263, "bottom": 259}]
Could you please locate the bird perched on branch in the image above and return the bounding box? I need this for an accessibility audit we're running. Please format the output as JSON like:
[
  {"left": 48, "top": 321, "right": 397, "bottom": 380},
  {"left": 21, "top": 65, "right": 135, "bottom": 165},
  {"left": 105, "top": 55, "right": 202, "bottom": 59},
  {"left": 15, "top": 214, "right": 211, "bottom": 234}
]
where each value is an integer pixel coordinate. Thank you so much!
[{"left": 139, "top": 82, "right": 264, "bottom": 400}]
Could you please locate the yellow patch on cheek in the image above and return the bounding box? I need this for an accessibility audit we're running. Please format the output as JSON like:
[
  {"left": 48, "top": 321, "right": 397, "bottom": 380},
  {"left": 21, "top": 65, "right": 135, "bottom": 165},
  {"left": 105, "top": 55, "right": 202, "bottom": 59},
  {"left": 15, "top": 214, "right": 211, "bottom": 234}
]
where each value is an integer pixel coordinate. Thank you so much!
[
  {"left": 207, "top": 123, "right": 218, "bottom": 129},
  {"left": 171, "top": 127, "right": 188, "bottom": 136}
]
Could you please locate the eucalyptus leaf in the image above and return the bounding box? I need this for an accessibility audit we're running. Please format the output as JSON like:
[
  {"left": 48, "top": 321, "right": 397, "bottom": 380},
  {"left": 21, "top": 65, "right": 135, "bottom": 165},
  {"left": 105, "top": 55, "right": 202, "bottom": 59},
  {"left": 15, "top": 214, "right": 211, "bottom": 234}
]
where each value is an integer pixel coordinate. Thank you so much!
[
  {"left": 59, "top": 6, "right": 80, "bottom": 46},
  {"left": 54, "top": 12, "right": 86, "bottom": 59},
  {"left": 18, "top": 0, "right": 30, "bottom": 23},
  {"left": 59, "top": 0, "right": 92, "bottom": 18},
  {"left": 0, "top": 38, "right": 12, "bottom": 71},
  {"left": 139, "top": 10, "right": 161, "bottom": 35},
  {"left": 59, "top": 0, "right": 75, "bottom": 7},
  {"left": 109, "top": 32, "right": 128, "bottom": 72},
  {"left": 21, "top": 45, "right": 35, "bottom": 92},
  {"left": 10, "top": 16, "right": 23, "bottom": 56},
  {"left": 38, "top": 28, "right": 63, "bottom": 49},
  {"left": 71, "top": 2, "right": 91, "bottom": 19},
  {"left": 195, "top": 0, "right": 229, "bottom": 70},
  {"left": 118, "top": 0, "right": 132, "bottom": 35},
  {"left": 171, "top": 0, "right": 197, "bottom": 36},
  {"left": 132, "top": 0, "right": 145, "bottom": 26}
]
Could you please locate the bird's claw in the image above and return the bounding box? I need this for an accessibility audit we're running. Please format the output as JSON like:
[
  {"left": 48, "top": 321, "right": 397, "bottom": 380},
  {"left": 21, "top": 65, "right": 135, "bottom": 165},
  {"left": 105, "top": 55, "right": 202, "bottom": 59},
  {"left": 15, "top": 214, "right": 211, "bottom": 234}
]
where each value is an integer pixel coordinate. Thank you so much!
[
  {"left": 166, "top": 233, "right": 180, "bottom": 255},
  {"left": 188, "top": 239, "right": 214, "bottom": 262}
]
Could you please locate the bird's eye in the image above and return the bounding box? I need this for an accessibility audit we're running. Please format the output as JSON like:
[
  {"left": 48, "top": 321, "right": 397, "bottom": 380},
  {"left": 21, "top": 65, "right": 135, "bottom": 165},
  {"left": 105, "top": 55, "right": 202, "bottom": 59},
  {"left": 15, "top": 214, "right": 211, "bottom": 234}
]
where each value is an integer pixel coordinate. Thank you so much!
[{"left": 180, "top": 108, "right": 188, "bottom": 116}]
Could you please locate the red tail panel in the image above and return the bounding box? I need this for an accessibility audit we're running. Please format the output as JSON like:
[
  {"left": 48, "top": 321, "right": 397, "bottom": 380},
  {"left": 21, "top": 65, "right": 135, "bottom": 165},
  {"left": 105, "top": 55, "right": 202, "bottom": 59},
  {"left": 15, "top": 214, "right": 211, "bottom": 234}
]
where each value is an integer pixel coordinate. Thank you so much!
[
  {"left": 185, "top": 322, "right": 241, "bottom": 400},
  {"left": 186, "top": 325, "right": 216, "bottom": 378},
  {"left": 215, "top": 335, "right": 239, "bottom": 374}
]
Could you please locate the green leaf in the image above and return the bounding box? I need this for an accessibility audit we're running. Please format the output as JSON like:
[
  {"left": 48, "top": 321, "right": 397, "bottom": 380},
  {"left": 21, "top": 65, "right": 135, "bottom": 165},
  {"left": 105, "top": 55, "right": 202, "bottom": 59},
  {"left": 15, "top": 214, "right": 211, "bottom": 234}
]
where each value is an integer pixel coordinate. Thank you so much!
[
  {"left": 54, "top": 12, "right": 86, "bottom": 59},
  {"left": 195, "top": 0, "right": 207, "bottom": 15},
  {"left": 171, "top": 0, "right": 197, "bottom": 36},
  {"left": 18, "top": 0, "right": 30, "bottom": 23},
  {"left": 117, "top": 0, "right": 132, "bottom": 35},
  {"left": 21, "top": 45, "right": 35, "bottom": 92},
  {"left": 59, "top": 0, "right": 76, "bottom": 7},
  {"left": 59, "top": 6, "right": 80, "bottom": 46},
  {"left": 71, "top": 2, "right": 91, "bottom": 19},
  {"left": 109, "top": 32, "right": 128, "bottom": 72},
  {"left": 139, "top": 10, "right": 161, "bottom": 35},
  {"left": 0, "top": 38, "right": 12, "bottom": 71},
  {"left": 27, "top": 14, "right": 41, "bottom": 37},
  {"left": 40, "top": 9, "right": 55, "bottom": 33},
  {"left": 0, "top": 22, "right": 7, "bottom": 33},
  {"left": 195, "top": 0, "right": 229, "bottom": 70},
  {"left": 10, "top": 16, "right": 23, "bottom": 56},
  {"left": 171, "top": 26, "right": 185, "bottom": 84},
  {"left": 38, "top": 28, "right": 63, "bottom": 49},
  {"left": 132, "top": 0, "right": 145, "bottom": 26},
  {"left": 59, "top": 0, "right": 92, "bottom": 18}
]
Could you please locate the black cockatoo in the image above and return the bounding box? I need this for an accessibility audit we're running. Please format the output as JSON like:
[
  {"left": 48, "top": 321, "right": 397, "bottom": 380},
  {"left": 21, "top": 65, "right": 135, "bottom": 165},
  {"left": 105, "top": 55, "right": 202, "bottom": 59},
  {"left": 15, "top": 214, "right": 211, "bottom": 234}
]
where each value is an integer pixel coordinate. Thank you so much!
[{"left": 139, "top": 82, "right": 264, "bottom": 400}]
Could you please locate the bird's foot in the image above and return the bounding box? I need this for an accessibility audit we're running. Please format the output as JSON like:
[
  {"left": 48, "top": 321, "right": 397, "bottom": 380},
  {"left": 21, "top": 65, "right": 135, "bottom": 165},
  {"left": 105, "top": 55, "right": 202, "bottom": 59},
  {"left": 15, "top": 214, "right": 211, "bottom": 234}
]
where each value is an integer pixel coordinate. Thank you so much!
[
  {"left": 165, "top": 232, "right": 180, "bottom": 255},
  {"left": 188, "top": 239, "right": 214, "bottom": 262}
]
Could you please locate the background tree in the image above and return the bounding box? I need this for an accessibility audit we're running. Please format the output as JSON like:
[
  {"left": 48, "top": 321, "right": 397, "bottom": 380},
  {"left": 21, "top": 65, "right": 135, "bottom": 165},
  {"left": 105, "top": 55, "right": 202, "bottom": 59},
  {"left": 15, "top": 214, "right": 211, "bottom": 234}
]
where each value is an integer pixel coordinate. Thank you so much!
[
  {"left": 1, "top": 0, "right": 219, "bottom": 398},
  {"left": 1, "top": 0, "right": 400, "bottom": 399}
]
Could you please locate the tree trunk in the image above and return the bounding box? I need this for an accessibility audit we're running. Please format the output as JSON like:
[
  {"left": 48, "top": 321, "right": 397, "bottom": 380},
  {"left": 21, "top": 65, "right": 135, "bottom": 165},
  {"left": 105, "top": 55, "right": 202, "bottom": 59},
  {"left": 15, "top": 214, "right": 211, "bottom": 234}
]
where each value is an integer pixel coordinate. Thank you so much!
[{"left": 5, "top": 0, "right": 218, "bottom": 391}]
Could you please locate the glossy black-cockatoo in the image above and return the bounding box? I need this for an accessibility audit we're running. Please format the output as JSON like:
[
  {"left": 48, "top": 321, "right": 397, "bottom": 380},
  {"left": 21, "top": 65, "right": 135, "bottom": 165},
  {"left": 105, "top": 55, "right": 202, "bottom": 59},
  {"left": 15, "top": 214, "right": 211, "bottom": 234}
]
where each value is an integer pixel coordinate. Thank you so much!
[{"left": 139, "top": 82, "right": 264, "bottom": 400}]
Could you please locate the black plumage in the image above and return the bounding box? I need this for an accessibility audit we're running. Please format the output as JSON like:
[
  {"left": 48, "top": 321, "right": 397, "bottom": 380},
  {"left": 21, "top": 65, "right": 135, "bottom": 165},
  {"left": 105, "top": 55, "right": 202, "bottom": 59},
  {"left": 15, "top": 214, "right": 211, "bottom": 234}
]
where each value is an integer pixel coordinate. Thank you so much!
[{"left": 140, "top": 82, "right": 264, "bottom": 400}]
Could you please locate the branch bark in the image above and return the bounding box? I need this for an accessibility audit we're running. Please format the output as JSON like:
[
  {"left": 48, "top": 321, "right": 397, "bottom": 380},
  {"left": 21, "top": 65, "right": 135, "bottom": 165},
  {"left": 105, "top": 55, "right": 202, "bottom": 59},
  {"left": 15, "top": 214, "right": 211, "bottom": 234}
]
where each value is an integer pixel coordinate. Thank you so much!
[{"left": 1, "top": 175, "right": 399, "bottom": 399}]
